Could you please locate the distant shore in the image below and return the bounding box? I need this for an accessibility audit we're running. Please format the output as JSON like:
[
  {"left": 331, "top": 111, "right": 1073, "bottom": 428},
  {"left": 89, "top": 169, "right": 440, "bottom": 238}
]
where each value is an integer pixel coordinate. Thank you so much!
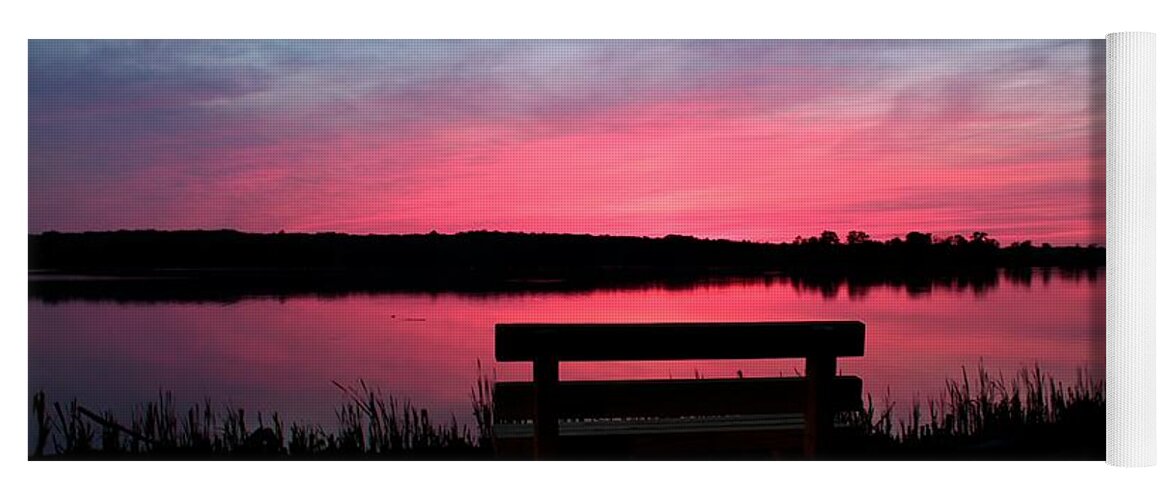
[
  {"left": 29, "top": 229, "right": 1104, "bottom": 271},
  {"left": 28, "top": 229, "right": 1104, "bottom": 303}
]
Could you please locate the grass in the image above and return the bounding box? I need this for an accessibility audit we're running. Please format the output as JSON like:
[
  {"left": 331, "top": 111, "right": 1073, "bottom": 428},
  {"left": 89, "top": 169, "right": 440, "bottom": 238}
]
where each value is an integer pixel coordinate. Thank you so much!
[
  {"left": 31, "top": 363, "right": 1102, "bottom": 460},
  {"left": 30, "top": 365, "right": 496, "bottom": 459},
  {"left": 837, "top": 364, "right": 1105, "bottom": 459}
]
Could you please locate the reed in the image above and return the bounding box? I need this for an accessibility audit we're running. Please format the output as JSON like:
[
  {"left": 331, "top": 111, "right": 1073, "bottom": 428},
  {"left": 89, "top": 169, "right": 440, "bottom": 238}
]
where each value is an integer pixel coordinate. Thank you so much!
[
  {"left": 839, "top": 364, "right": 1105, "bottom": 458},
  {"left": 31, "top": 380, "right": 491, "bottom": 459},
  {"left": 30, "top": 363, "right": 1101, "bottom": 459}
]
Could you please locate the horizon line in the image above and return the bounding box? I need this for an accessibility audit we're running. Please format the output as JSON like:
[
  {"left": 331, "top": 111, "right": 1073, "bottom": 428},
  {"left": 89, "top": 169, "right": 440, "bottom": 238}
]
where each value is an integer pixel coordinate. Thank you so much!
[{"left": 29, "top": 228, "right": 1105, "bottom": 248}]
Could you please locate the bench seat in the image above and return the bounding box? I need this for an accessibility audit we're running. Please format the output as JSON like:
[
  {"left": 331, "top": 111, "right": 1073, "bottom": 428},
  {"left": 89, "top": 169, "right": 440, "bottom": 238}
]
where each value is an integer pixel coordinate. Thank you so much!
[
  {"left": 496, "top": 413, "right": 845, "bottom": 438},
  {"left": 493, "top": 376, "right": 863, "bottom": 458}
]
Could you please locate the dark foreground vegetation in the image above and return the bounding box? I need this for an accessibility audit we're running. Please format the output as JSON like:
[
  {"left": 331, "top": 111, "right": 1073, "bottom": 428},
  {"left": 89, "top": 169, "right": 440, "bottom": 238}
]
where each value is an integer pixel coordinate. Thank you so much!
[
  {"left": 838, "top": 365, "right": 1104, "bottom": 460},
  {"left": 29, "top": 230, "right": 1105, "bottom": 302},
  {"left": 30, "top": 379, "right": 497, "bottom": 460},
  {"left": 31, "top": 365, "right": 1103, "bottom": 460}
]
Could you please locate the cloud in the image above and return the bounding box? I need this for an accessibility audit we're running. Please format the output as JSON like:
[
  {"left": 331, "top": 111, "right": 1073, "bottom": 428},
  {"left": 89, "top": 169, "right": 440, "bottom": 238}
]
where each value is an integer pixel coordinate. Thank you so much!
[{"left": 28, "top": 40, "right": 1106, "bottom": 245}]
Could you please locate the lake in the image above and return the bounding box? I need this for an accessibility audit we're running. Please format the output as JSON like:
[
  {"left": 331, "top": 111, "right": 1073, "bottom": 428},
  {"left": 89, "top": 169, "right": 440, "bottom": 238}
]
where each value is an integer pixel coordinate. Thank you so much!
[{"left": 28, "top": 268, "right": 1103, "bottom": 448}]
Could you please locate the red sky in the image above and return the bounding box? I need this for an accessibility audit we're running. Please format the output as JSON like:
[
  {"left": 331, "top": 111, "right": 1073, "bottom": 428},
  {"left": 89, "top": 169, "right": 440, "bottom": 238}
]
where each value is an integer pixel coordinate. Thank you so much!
[{"left": 28, "top": 40, "right": 1105, "bottom": 245}]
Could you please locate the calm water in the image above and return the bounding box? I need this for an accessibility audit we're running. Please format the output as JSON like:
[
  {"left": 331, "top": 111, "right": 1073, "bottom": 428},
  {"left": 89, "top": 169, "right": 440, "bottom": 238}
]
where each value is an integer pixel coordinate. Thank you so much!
[{"left": 29, "top": 269, "right": 1103, "bottom": 447}]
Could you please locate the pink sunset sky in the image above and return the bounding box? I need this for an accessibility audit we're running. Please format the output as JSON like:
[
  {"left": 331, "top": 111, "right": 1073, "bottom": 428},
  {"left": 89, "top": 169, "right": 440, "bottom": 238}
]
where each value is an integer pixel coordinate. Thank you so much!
[{"left": 28, "top": 40, "right": 1105, "bottom": 245}]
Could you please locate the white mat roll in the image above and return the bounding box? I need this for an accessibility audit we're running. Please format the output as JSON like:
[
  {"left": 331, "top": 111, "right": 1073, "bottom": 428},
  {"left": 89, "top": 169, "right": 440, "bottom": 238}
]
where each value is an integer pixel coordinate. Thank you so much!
[{"left": 1106, "top": 31, "right": 1156, "bottom": 467}]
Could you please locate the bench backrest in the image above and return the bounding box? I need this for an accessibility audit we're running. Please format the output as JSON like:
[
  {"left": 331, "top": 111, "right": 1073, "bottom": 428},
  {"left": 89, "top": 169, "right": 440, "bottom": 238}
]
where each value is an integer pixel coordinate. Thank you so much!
[{"left": 495, "top": 321, "right": 865, "bottom": 362}]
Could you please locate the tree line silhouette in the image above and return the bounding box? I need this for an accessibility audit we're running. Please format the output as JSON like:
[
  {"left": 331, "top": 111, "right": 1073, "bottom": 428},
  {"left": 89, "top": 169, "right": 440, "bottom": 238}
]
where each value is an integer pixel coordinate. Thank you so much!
[
  {"left": 28, "top": 230, "right": 1103, "bottom": 303},
  {"left": 30, "top": 229, "right": 1103, "bottom": 273}
]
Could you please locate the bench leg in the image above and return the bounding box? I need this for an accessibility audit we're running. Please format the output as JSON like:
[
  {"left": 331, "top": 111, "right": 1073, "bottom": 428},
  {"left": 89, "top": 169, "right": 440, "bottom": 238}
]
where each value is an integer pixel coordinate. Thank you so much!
[
  {"left": 804, "top": 355, "right": 837, "bottom": 459},
  {"left": 533, "top": 355, "right": 559, "bottom": 459}
]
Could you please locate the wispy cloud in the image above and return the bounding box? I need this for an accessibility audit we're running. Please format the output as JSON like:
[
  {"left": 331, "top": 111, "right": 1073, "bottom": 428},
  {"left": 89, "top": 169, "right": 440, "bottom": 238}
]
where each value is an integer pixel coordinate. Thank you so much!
[{"left": 28, "top": 40, "right": 1105, "bottom": 244}]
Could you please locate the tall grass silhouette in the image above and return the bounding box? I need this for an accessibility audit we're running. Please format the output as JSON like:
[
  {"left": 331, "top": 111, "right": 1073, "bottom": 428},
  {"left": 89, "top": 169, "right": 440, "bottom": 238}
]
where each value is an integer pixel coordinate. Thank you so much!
[
  {"left": 840, "top": 364, "right": 1104, "bottom": 458},
  {"left": 30, "top": 366, "right": 497, "bottom": 459},
  {"left": 31, "top": 363, "right": 1101, "bottom": 459}
]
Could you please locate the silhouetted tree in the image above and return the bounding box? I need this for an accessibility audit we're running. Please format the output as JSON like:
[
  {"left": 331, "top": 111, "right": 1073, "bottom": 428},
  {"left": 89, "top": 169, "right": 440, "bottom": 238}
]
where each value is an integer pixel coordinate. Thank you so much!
[
  {"left": 942, "top": 234, "right": 968, "bottom": 247},
  {"left": 905, "top": 232, "right": 933, "bottom": 248},
  {"left": 971, "top": 231, "right": 998, "bottom": 248},
  {"left": 819, "top": 231, "right": 841, "bottom": 246}
]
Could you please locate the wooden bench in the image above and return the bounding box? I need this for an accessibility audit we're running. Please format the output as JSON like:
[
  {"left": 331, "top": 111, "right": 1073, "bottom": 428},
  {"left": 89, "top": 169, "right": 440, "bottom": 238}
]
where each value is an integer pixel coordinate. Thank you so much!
[{"left": 493, "top": 321, "right": 866, "bottom": 459}]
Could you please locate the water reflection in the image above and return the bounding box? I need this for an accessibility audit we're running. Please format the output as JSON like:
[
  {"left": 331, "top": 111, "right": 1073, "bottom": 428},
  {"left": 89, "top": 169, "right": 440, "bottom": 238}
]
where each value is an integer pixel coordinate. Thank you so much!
[
  {"left": 29, "top": 266, "right": 1102, "bottom": 304},
  {"left": 28, "top": 268, "right": 1104, "bottom": 451}
]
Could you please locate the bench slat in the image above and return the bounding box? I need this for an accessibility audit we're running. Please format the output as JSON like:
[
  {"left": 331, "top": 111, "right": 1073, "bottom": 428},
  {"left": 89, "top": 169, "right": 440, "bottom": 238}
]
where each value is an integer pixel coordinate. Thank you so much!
[
  {"left": 495, "top": 321, "right": 865, "bottom": 362},
  {"left": 494, "top": 413, "right": 810, "bottom": 438},
  {"left": 494, "top": 376, "right": 863, "bottom": 422}
]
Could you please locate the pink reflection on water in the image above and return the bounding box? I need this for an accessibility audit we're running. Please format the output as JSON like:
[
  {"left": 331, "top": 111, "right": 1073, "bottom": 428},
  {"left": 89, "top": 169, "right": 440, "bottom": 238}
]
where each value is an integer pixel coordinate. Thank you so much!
[{"left": 29, "top": 272, "right": 1103, "bottom": 438}]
